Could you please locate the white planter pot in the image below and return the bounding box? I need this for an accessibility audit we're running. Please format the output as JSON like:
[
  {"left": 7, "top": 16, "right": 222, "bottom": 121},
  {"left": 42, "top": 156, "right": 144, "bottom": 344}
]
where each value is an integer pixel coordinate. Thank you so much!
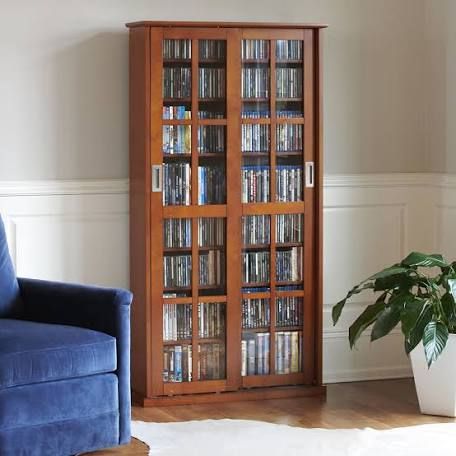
[{"left": 411, "top": 333, "right": 456, "bottom": 417}]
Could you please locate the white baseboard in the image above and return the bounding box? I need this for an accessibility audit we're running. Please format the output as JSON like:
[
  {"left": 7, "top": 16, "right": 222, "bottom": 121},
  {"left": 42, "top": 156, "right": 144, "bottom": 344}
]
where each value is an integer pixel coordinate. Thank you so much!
[{"left": 0, "top": 173, "right": 453, "bottom": 384}]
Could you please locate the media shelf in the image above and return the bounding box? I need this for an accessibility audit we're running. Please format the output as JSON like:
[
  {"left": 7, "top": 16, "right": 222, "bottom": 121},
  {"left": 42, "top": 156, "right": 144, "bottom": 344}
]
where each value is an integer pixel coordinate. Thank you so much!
[{"left": 129, "top": 20, "right": 325, "bottom": 406}]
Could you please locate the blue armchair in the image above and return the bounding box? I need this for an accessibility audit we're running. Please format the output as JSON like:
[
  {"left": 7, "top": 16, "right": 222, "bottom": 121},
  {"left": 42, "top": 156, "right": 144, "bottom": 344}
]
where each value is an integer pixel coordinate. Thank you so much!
[{"left": 0, "top": 216, "right": 132, "bottom": 456}]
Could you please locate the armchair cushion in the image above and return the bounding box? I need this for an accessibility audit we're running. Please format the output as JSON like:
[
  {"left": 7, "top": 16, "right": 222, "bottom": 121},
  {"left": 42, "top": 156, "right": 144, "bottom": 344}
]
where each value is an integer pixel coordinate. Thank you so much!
[
  {"left": 0, "top": 319, "right": 116, "bottom": 390},
  {"left": 0, "top": 217, "right": 22, "bottom": 317}
]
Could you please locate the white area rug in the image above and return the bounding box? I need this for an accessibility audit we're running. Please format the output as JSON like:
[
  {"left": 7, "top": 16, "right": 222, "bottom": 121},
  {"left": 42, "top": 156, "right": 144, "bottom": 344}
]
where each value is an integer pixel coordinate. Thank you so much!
[{"left": 132, "top": 419, "right": 456, "bottom": 455}]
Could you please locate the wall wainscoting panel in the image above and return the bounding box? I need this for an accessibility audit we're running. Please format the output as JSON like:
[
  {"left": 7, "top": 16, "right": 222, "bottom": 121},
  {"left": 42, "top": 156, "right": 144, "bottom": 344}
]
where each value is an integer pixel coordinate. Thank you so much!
[{"left": 0, "top": 174, "right": 452, "bottom": 383}]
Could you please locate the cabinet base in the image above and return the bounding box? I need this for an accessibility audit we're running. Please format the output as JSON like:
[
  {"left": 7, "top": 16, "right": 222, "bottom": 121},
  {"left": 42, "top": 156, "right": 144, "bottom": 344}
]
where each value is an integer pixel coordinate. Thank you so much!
[{"left": 133, "top": 384, "right": 326, "bottom": 407}]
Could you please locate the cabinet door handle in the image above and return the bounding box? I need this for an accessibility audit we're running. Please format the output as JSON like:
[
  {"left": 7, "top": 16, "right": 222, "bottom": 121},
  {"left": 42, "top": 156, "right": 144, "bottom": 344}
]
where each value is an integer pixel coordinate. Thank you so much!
[
  {"left": 152, "top": 165, "right": 162, "bottom": 192},
  {"left": 305, "top": 161, "right": 315, "bottom": 188}
]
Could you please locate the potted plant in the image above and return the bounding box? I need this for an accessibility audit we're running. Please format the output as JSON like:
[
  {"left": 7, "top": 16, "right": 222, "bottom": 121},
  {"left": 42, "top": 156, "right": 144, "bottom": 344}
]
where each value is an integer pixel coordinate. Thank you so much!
[{"left": 333, "top": 252, "right": 456, "bottom": 417}]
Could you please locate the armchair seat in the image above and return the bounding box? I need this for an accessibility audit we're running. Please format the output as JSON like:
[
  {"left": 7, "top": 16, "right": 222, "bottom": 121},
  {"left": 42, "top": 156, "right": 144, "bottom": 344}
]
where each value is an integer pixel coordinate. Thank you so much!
[{"left": 0, "top": 319, "right": 116, "bottom": 389}]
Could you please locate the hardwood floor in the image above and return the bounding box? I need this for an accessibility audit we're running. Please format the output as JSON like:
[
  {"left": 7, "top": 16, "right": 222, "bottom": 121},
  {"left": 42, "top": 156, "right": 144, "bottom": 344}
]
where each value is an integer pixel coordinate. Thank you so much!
[{"left": 85, "top": 379, "right": 456, "bottom": 455}]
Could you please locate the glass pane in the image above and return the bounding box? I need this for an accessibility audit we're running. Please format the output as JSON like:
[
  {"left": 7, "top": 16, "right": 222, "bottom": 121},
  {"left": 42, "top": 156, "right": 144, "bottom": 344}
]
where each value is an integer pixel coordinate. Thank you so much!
[
  {"left": 242, "top": 250, "right": 270, "bottom": 286},
  {"left": 164, "top": 218, "right": 191, "bottom": 249},
  {"left": 199, "top": 40, "right": 226, "bottom": 119},
  {"left": 276, "top": 214, "right": 303, "bottom": 244},
  {"left": 276, "top": 124, "right": 303, "bottom": 202},
  {"left": 198, "top": 342, "right": 226, "bottom": 380},
  {"left": 275, "top": 40, "right": 303, "bottom": 118},
  {"left": 198, "top": 126, "right": 226, "bottom": 205},
  {"left": 242, "top": 215, "right": 270, "bottom": 246},
  {"left": 163, "top": 344, "right": 193, "bottom": 382},
  {"left": 242, "top": 124, "right": 270, "bottom": 203},
  {"left": 163, "top": 218, "right": 192, "bottom": 295},
  {"left": 198, "top": 302, "right": 226, "bottom": 338},
  {"left": 276, "top": 296, "right": 303, "bottom": 328},
  {"left": 198, "top": 218, "right": 226, "bottom": 295},
  {"left": 241, "top": 332, "right": 270, "bottom": 376},
  {"left": 163, "top": 39, "right": 192, "bottom": 119},
  {"left": 163, "top": 303, "right": 192, "bottom": 341},
  {"left": 276, "top": 246, "right": 303, "bottom": 283},
  {"left": 242, "top": 297, "right": 270, "bottom": 329},
  {"left": 241, "top": 40, "right": 270, "bottom": 119},
  {"left": 275, "top": 331, "right": 302, "bottom": 374}
]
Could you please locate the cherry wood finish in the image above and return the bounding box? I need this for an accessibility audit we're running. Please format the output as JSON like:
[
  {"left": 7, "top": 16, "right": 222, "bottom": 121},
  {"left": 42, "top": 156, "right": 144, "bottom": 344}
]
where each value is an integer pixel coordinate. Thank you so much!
[{"left": 128, "top": 22, "right": 325, "bottom": 406}]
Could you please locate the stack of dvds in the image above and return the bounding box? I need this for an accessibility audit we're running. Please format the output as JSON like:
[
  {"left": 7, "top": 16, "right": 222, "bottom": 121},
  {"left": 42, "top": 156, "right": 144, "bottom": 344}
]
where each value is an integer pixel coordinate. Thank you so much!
[
  {"left": 199, "top": 250, "right": 224, "bottom": 287},
  {"left": 241, "top": 166, "right": 270, "bottom": 203},
  {"left": 199, "top": 110, "right": 225, "bottom": 120},
  {"left": 241, "top": 125, "right": 270, "bottom": 152},
  {"left": 242, "top": 215, "right": 270, "bottom": 245},
  {"left": 275, "top": 331, "right": 302, "bottom": 374},
  {"left": 242, "top": 251, "right": 270, "bottom": 284},
  {"left": 242, "top": 298, "right": 270, "bottom": 329},
  {"left": 163, "top": 304, "right": 192, "bottom": 341},
  {"left": 164, "top": 218, "right": 191, "bottom": 248},
  {"left": 199, "top": 68, "right": 225, "bottom": 99},
  {"left": 276, "top": 214, "right": 303, "bottom": 243},
  {"left": 276, "top": 297, "right": 303, "bottom": 327},
  {"left": 198, "top": 343, "right": 226, "bottom": 380},
  {"left": 276, "top": 124, "right": 303, "bottom": 152},
  {"left": 163, "top": 163, "right": 191, "bottom": 205},
  {"left": 276, "top": 166, "right": 303, "bottom": 202},
  {"left": 241, "top": 109, "right": 271, "bottom": 119},
  {"left": 276, "top": 68, "right": 302, "bottom": 98},
  {"left": 163, "top": 254, "right": 192, "bottom": 289},
  {"left": 198, "top": 126, "right": 225, "bottom": 153},
  {"left": 276, "top": 110, "right": 302, "bottom": 118},
  {"left": 198, "top": 166, "right": 226, "bottom": 204},
  {"left": 199, "top": 40, "right": 225, "bottom": 60},
  {"left": 163, "top": 125, "right": 191, "bottom": 154},
  {"left": 241, "top": 333, "right": 270, "bottom": 376},
  {"left": 276, "top": 246, "right": 302, "bottom": 282},
  {"left": 275, "top": 40, "right": 302, "bottom": 60},
  {"left": 198, "top": 302, "right": 226, "bottom": 338},
  {"left": 163, "top": 39, "right": 191, "bottom": 60},
  {"left": 163, "top": 67, "right": 191, "bottom": 99},
  {"left": 198, "top": 218, "right": 225, "bottom": 247},
  {"left": 241, "top": 68, "right": 270, "bottom": 99},
  {"left": 163, "top": 106, "right": 191, "bottom": 120},
  {"left": 163, "top": 345, "right": 192, "bottom": 382},
  {"left": 241, "top": 40, "right": 269, "bottom": 60}
]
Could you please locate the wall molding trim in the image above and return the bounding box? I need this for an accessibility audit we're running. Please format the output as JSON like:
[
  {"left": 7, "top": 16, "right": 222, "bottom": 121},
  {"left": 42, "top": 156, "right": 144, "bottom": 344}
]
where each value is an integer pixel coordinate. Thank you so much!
[
  {"left": 1, "top": 172, "right": 454, "bottom": 383},
  {"left": 0, "top": 179, "right": 129, "bottom": 197},
  {"left": 0, "top": 173, "right": 454, "bottom": 197}
]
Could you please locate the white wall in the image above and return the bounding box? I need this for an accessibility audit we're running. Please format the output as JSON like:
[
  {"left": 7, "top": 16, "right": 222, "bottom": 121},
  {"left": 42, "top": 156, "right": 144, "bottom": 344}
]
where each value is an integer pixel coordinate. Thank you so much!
[
  {"left": 0, "top": 0, "right": 427, "bottom": 179},
  {"left": 2, "top": 174, "right": 455, "bottom": 383},
  {"left": 424, "top": 0, "right": 456, "bottom": 173}
]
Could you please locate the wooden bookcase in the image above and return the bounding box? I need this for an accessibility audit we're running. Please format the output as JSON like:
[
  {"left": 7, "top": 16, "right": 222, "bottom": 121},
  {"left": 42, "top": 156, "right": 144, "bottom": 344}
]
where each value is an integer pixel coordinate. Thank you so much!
[{"left": 127, "top": 21, "right": 326, "bottom": 406}]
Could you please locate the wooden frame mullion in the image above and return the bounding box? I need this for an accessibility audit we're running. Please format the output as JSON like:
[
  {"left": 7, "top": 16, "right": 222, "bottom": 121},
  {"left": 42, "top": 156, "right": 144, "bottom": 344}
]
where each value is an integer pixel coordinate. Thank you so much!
[
  {"left": 303, "top": 29, "right": 315, "bottom": 385},
  {"left": 149, "top": 27, "right": 165, "bottom": 397}
]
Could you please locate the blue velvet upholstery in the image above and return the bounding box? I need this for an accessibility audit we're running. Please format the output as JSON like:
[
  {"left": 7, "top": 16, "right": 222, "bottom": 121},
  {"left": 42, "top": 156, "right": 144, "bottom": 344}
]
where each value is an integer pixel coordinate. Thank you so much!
[
  {"left": 0, "top": 319, "right": 116, "bottom": 389},
  {"left": 0, "top": 217, "right": 22, "bottom": 317},
  {"left": 0, "top": 216, "right": 132, "bottom": 455}
]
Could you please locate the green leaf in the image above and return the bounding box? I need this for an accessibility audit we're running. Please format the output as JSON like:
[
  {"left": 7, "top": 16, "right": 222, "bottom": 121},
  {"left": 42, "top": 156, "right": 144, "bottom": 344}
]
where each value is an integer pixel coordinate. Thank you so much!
[
  {"left": 401, "top": 298, "right": 428, "bottom": 337},
  {"left": 448, "top": 279, "right": 456, "bottom": 300},
  {"left": 370, "top": 293, "right": 409, "bottom": 341},
  {"left": 423, "top": 320, "right": 449, "bottom": 367},
  {"left": 369, "top": 266, "right": 409, "bottom": 281},
  {"left": 371, "top": 306, "right": 402, "bottom": 341},
  {"left": 374, "top": 273, "right": 415, "bottom": 292},
  {"left": 441, "top": 292, "right": 456, "bottom": 325},
  {"left": 332, "top": 282, "right": 374, "bottom": 325},
  {"left": 349, "top": 299, "right": 385, "bottom": 348},
  {"left": 402, "top": 252, "right": 448, "bottom": 268},
  {"left": 404, "top": 305, "right": 433, "bottom": 354}
]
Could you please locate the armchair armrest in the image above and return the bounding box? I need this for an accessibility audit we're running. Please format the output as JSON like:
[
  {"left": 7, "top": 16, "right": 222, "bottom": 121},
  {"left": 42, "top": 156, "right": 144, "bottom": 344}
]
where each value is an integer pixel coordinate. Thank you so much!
[{"left": 17, "top": 277, "right": 133, "bottom": 445}]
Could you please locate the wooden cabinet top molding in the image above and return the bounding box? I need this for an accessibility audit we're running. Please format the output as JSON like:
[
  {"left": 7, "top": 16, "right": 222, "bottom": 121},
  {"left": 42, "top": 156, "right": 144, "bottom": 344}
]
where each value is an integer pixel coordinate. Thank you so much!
[{"left": 126, "top": 21, "right": 328, "bottom": 29}]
